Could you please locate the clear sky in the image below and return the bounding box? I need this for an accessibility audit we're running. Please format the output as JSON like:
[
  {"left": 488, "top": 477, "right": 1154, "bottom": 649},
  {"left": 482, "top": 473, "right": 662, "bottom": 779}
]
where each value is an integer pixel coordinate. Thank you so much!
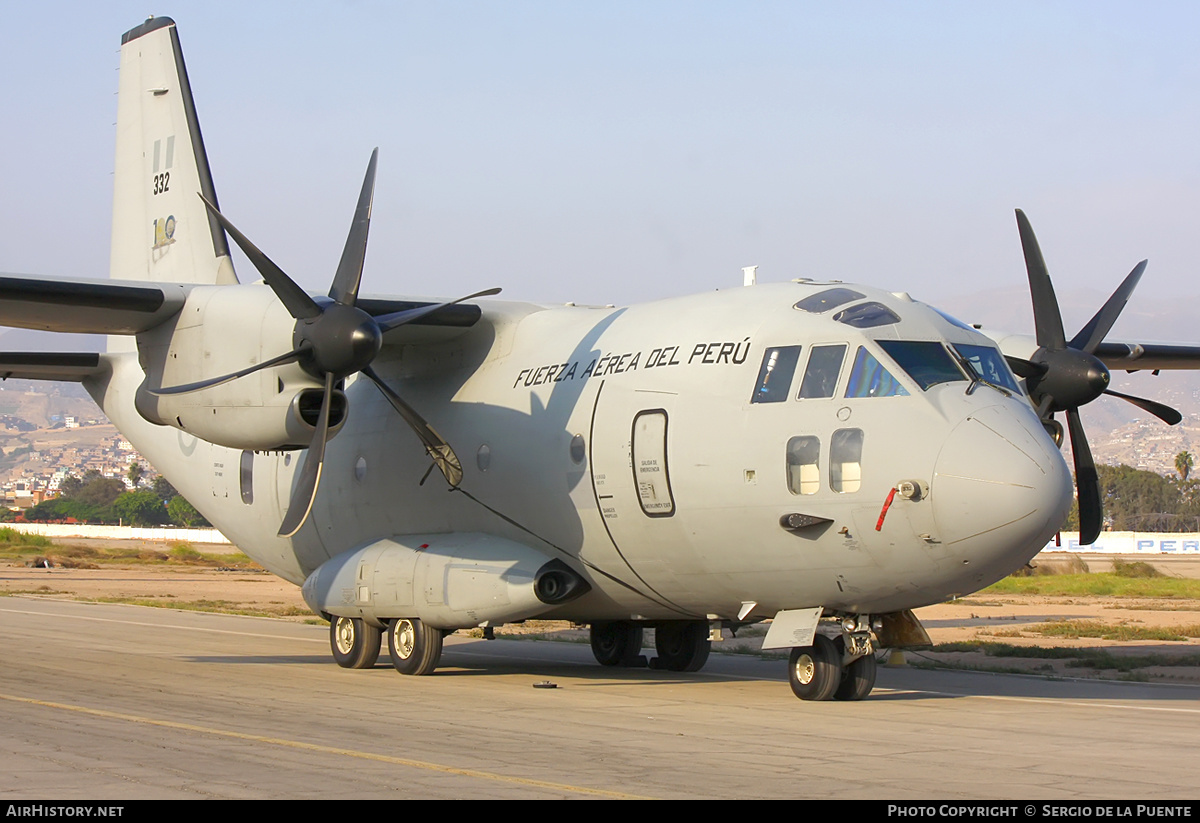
[{"left": 2, "top": 1, "right": 1199, "bottom": 318}]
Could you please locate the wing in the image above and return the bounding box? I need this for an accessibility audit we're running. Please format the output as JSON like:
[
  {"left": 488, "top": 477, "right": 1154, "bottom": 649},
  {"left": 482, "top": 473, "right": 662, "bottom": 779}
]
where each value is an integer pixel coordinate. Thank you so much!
[
  {"left": 0, "top": 274, "right": 187, "bottom": 334},
  {"left": 0, "top": 353, "right": 106, "bottom": 382},
  {"left": 1093, "top": 341, "right": 1200, "bottom": 372}
]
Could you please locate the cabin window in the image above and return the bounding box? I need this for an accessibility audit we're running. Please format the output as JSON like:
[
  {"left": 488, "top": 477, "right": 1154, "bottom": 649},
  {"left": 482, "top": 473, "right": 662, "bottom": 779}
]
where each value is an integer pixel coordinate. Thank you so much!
[
  {"left": 830, "top": 428, "right": 864, "bottom": 493},
  {"left": 798, "top": 344, "right": 847, "bottom": 399},
  {"left": 834, "top": 302, "right": 901, "bottom": 328},
  {"left": 845, "top": 347, "right": 909, "bottom": 398},
  {"left": 750, "top": 346, "right": 801, "bottom": 404},
  {"left": 954, "top": 344, "right": 1021, "bottom": 392},
  {"left": 632, "top": 410, "right": 675, "bottom": 517},
  {"left": 794, "top": 288, "right": 865, "bottom": 314},
  {"left": 786, "top": 436, "right": 821, "bottom": 495},
  {"left": 876, "top": 340, "right": 966, "bottom": 390},
  {"left": 240, "top": 450, "right": 253, "bottom": 505}
]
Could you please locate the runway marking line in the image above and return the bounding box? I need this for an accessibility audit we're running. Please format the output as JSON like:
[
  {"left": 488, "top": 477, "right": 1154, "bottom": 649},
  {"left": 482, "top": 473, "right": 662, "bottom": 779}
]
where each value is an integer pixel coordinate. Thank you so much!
[{"left": 0, "top": 691, "right": 651, "bottom": 799}]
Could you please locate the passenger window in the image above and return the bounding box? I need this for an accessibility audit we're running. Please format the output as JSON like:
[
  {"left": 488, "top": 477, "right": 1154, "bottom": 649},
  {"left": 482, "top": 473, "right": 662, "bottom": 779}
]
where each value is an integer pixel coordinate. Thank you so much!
[
  {"left": 750, "top": 346, "right": 801, "bottom": 404},
  {"left": 632, "top": 410, "right": 675, "bottom": 517},
  {"left": 830, "top": 428, "right": 863, "bottom": 493},
  {"left": 798, "top": 345, "right": 847, "bottom": 399},
  {"left": 786, "top": 436, "right": 820, "bottom": 495},
  {"left": 846, "top": 347, "right": 909, "bottom": 398}
]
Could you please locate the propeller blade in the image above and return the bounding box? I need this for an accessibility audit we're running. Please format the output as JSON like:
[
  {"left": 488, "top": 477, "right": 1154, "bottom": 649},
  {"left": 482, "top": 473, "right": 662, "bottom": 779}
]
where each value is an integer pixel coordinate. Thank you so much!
[
  {"left": 362, "top": 365, "right": 464, "bottom": 487},
  {"left": 1069, "top": 260, "right": 1147, "bottom": 354},
  {"left": 1065, "top": 407, "right": 1102, "bottom": 545},
  {"left": 278, "top": 372, "right": 335, "bottom": 537},
  {"left": 198, "top": 193, "right": 322, "bottom": 320},
  {"left": 1104, "top": 388, "right": 1183, "bottom": 425},
  {"left": 1015, "top": 209, "right": 1067, "bottom": 351},
  {"left": 374, "top": 287, "right": 502, "bottom": 333},
  {"left": 329, "top": 148, "right": 379, "bottom": 307},
  {"left": 150, "top": 348, "right": 305, "bottom": 396}
]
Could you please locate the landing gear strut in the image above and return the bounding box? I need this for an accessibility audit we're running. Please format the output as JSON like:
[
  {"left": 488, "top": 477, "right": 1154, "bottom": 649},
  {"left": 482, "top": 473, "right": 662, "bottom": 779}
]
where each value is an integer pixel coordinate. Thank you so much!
[{"left": 329, "top": 616, "right": 382, "bottom": 669}]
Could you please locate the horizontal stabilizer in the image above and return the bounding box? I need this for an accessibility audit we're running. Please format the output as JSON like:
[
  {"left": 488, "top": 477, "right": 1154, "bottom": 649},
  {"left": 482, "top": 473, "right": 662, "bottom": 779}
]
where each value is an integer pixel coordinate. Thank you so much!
[
  {"left": 0, "top": 353, "right": 105, "bottom": 382},
  {"left": 0, "top": 275, "right": 186, "bottom": 334}
]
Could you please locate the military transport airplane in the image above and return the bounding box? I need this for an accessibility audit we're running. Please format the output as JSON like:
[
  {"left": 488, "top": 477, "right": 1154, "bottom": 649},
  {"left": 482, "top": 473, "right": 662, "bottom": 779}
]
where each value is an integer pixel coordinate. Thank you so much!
[{"left": 3, "top": 17, "right": 1199, "bottom": 701}]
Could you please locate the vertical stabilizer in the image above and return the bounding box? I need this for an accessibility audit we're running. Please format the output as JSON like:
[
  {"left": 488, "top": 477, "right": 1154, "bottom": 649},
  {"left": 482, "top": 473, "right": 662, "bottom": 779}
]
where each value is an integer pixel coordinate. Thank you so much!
[{"left": 110, "top": 17, "right": 238, "bottom": 288}]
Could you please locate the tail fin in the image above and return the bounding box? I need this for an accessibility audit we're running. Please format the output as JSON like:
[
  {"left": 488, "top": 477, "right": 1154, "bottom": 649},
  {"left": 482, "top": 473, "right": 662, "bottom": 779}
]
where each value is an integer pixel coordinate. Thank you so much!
[{"left": 110, "top": 17, "right": 238, "bottom": 288}]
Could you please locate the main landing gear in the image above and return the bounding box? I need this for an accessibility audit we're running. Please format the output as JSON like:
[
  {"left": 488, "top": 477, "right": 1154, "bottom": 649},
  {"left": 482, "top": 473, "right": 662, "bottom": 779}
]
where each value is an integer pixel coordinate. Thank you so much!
[
  {"left": 329, "top": 616, "right": 381, "bottom": 669},
  {"left": 326, "top": 615, "right": 443, "bottom": 676},
  {"left": 589, "top": 620, "right": 713, "bottom": 672},
  {"left": 387, "top": 618, "right": 443, "bottom": 676},
  {"left": 590, "top": 621, "right": 646, "bottom": 667},
  {"left": 788, "top": 618, "right": 878, "bottom": 701}
]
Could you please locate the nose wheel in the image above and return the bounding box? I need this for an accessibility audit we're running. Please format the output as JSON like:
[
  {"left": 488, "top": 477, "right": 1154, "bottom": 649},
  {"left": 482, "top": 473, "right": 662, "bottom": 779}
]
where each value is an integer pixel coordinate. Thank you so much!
[
  {"left": 788, "top": 634, "right": 841, "bottom": 700},
  {"left": 788, "top": 626, "right": 878, "bottom": 701},
  {"left": 833, "top": 650, "right": 877, "bottom": 701}
]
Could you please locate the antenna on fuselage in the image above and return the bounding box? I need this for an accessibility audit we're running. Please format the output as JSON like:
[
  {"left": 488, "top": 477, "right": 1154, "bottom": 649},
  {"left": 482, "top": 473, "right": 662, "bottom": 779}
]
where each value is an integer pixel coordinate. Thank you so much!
[{"left": 742, "top": 265, "right": 758, "bottom": 286}]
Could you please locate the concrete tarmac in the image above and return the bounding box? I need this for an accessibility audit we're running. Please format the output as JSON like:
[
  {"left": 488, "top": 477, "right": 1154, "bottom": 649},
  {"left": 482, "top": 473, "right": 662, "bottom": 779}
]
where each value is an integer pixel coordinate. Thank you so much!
[{"left": 2, "top": 596, "right": 1199, "bottom": 800}]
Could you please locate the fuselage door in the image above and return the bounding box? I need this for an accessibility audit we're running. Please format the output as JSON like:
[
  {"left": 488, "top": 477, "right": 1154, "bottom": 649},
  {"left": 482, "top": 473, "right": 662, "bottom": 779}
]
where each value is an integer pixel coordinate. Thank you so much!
[{"left": 632, "top": 409, "right": 675, "bottom": 517}]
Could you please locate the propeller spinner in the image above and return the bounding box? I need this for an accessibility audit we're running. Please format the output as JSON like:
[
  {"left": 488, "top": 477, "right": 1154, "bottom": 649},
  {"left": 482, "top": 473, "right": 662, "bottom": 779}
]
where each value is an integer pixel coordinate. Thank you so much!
[
  {"left": 153, "top": 149, "right": 499, "bottom": 536},
  {"left": 1006, "top": 209, "right": 1181, "bottom": 545}
]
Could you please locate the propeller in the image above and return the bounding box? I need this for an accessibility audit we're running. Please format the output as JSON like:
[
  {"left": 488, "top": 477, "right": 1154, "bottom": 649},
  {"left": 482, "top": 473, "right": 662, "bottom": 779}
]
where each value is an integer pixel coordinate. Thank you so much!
[
  {"left": 1006, "top": 209, "right": 1181, "bottom": 545},
  {"left": 153, "top": 149, "right": 499, "bottom": 536}
]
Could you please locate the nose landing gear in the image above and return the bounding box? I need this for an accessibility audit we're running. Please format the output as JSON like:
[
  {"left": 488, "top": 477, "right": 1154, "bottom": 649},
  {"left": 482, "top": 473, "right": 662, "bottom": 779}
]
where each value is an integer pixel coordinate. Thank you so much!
[{"left": 788, "top": 616, "right": 878, "bottom": 701}]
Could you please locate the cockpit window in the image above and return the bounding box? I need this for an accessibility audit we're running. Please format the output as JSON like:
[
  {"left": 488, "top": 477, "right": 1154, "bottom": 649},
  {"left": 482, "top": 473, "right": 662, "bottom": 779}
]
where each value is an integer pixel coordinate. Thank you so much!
[
  {"left": 834, "top": 302, "right": 901, "bottom": 329},
  {"left": 798, "top": 344, "right": 847, "bottom": 399},
  {"left": 954, "top": 344, "right": 1022, "bottom": 392},
  {"left": 750, "top": 346, "right": 801, "bottom": 404},
  {"left": 794, "top": 288, "right": 865, "bottom": 314},
  {"left": 846, "top": 347, "right": 909, "bottom": 398},
  {"left": 877, "top": 340, "right": 966, "bottom": 390}
]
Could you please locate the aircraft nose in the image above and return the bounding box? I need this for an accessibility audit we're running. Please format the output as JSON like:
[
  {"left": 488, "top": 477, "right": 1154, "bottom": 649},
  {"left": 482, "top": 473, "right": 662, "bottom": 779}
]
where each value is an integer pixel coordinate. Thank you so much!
[{"left": 931, "top": 403, "right": 1073, "bottom": 570}]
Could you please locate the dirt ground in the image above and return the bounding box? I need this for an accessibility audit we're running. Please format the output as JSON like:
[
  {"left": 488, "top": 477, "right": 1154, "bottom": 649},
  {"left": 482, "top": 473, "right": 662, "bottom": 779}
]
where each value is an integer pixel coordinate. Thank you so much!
[{"left": 3, "top": 546, "right": 1199, "bottom": 684}]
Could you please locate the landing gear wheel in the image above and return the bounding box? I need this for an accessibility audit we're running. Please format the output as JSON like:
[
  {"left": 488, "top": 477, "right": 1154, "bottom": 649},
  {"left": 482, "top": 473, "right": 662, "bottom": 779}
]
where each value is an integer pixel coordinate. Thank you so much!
[
  {"left": 834, "top": 652, "right": 878, "bottom": 701},
  {"left": 388, "top": 618, "right": 443, "bottom": 676},
  {"left": 788, "top": 634, "right": 841, "bottom": 701},
  {"left": 590, "top": 621, "right": 645, "bottom": 667},
  {"left": 329, "top": 616, "right": 381, "bottom": 669},
  {"left": 652, "top": 621, "right": 711, "bottom": 672}
]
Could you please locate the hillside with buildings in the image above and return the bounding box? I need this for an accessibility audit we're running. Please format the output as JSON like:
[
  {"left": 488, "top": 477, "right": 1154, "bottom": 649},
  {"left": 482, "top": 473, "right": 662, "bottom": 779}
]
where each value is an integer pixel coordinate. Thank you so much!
[{"left": 0, "top": 380, "right": 146, "bottom": 511}]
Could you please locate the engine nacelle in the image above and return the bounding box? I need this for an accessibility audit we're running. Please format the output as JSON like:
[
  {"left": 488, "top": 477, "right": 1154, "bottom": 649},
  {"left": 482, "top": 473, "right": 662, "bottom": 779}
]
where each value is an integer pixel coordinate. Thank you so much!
[
  {"left": 133, "top": 284, "right": 347, "bottom": 450},
  {"left": 301, "top": 534, "right": 592, "bottom": 630}
]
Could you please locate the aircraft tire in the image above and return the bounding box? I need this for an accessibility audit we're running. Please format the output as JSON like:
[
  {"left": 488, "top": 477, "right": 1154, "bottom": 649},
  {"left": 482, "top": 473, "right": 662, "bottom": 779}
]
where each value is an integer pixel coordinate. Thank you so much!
[
  {"left": 590, "top": 621, "right": 644, "bottom": 667},
  {"left": 788, "top": 634, "right": 841, "bottom": 701},
  {"left": 834, "top": 652, "right": 877, "bottom": 701},
  {"left": 388, "top": 618, "right": 443, "bottom": 676},
  {"left": 652, "top": 621, "right": 711, "bottom": 672},
  {"left": 330, "top": 616, "right": 382, "bottom": 669}
]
